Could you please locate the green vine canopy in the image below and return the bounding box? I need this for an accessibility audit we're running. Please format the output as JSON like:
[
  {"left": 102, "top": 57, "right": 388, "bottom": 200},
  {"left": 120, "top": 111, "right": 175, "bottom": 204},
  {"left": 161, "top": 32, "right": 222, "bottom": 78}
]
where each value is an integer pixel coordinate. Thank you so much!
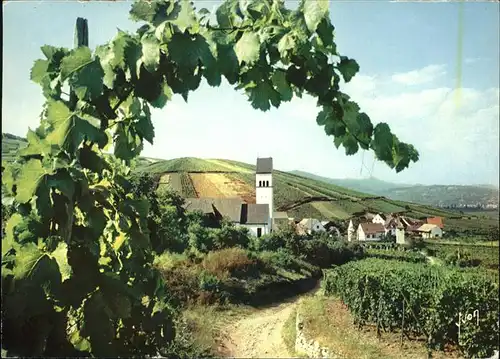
[{"left": 1, "top": 0, "right": 419, "bottom": 357}]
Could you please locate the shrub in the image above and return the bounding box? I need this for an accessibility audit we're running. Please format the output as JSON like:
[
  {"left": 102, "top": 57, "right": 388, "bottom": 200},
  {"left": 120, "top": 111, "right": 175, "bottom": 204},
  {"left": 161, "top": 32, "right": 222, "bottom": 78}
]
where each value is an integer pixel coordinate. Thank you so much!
[
  {"left": 212, "top": 221, "right": 251, "bottom": 250},
  {"left": 201, "top": 248, "right": 263, "bottom": 279},
  {"left": 257, "top": 249, "right": 301, "bottom": 273}
]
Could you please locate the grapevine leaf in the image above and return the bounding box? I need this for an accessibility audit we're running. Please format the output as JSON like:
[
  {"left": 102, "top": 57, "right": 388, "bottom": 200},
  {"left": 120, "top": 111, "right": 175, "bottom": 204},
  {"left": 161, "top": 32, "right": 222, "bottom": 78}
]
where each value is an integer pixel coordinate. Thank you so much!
[
  {"left": 18, "top": 129, "right": 52, "bottom": 157},
  {"left": 141, "top": 34, "right": 160, "bottom": 73},
  {"left": 271, "top": 70, "right": 293, "bottom": 102},
  {"left": 60, "top": 46, "right": 93, "bottom": 81},
  {"left": 286, "top": 65, "right": 307, "bottom": 88},
  {"left": 216, "top": 0, "right": 239, "bottom": 28},
  {"left": 47, "top": 171, "right": 75, "bottom": 200},
  {"left": 45, "top": 100, "right": 73, "bottom": 148},
  {"left": 168, "top": 33, "right": 216, "bottom": 70},
  {"left": 41, "top": 45, "right": 67, "bottom": 61},
  {"left": 354, "top": 112, "right": 373, "bottom": 150},
  {"left": 342, "top": 133, "right": 359, "bottom": 155},
  {"left": 277, "top": 33, "right": 295, "bottom": 57},
  {"left": 316, "top": 18, "right": 336, "bottom": 53},
  {"left": 82, "top": 292, "right": 115, "bottom": 356},
  {"left": 70, "top": 59, "right": 105, "bottom": 101},
  {"left": 51, "top": 242, "right": 72, "bottom": 282},
  {"left": 303, "top": 0, "right": 330, "bottom": 33},
  {"left": 247, "top": 81, "right": 281, "bottom": 111},
  {"left": 234, "top": 32, "right": 260, "bottom": 65},
  {"left": 129, "top": 1, "right": 157, "bottom": 23},
  {"left": 121, "top": 198, "right": 150, "bottom": 218},
  {"left": 371, "top": 123, "right": 395, "bottom": 165},
  {"left": 12, "top": 242, "right": 47, "bottom": 280},
  {"left": 333, "top": 135, "right": 344, "bottom": 149},
  {"left": 78, "top": 146, "right": 111, "bottom": 173},
  {"left": 150, "top": 83, "right": 173, "bottom": 109},
  {"left": 31, "top": 60, "right": 50, "bottom": 84},
  {"left": 68, "top": 329, "right": 92, "bottom": 353},
  {"left": 95, "top": 45, "right": 116, "bottom": 88},
  {"left": 111, "top": 32, "right": 142, "bottom": 80},
  {"left": 337, "top": 56, "right": 359, "bottom": 83},
  {"left": 15, "top": 159, "right": 54, "bottom": 204},
  {"left": 136, "top": 115, "right": 155, "bottom": 144},
  {"left": 173, "top": 0, "right": 198, "bottom": 32},
  {"left": 217, "top": 43, "right": 240, "bottom": 84},
  {"left": 2, "top": 214, "right": 23, "bottom": 256}
]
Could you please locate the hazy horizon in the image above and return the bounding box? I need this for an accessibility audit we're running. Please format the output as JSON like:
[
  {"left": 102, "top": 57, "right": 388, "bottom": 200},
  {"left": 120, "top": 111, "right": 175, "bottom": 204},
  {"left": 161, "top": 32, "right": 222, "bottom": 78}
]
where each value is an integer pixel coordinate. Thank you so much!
[{"left": 2, "top": 0, "right": 499, "bottom": 187}]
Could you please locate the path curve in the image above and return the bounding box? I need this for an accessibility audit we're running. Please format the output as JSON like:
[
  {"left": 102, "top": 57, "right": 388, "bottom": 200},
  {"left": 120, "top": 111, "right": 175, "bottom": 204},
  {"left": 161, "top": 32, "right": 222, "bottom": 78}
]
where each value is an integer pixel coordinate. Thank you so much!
[
  {"left": 217, "top": 284, "right": 321, "bottom": 358},
  {"left": 217, "top": 300, "right": 297, "bottom": 358}
]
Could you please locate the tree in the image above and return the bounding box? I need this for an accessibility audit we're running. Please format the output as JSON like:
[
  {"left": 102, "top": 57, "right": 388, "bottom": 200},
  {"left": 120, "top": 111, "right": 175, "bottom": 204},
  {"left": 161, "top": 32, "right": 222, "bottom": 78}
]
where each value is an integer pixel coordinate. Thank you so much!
[{"left": 1, "top": 0, "right": 419, "bottom": 356}]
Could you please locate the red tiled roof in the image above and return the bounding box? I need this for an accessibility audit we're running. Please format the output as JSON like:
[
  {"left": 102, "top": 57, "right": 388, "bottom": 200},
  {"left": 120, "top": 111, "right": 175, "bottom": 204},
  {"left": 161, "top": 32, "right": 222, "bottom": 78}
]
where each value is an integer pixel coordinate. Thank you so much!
[
  {"left": 359, "top": 222, "right": 386, "bottom": 235},
  {"left": 427, "top": 217, "right": 444, "bottom": 229}
]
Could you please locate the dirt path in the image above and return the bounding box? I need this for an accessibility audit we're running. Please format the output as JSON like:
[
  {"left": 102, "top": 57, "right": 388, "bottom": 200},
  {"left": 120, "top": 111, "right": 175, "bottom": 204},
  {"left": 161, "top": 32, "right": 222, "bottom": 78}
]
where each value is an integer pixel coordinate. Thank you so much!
[{"left": 217, "top": 300, "right": 297, "bottom": 358}]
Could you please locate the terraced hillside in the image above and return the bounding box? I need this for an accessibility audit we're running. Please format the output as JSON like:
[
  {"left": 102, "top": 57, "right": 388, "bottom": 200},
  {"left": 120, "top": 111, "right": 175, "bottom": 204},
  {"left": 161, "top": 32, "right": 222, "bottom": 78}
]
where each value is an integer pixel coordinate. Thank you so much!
[
  {"left": 137, "top": 157, "right": 498, "bottom": 236},
  {"left": 3, "top": 133, "right": 497, "bottom": 236},
  {"left": 2, "top": 133, "right": 27, "bottom": 163}
]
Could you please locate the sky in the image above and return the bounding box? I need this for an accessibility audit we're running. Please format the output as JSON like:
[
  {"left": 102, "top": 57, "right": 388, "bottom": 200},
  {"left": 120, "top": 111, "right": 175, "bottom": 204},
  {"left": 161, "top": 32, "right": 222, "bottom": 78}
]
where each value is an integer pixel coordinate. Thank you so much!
[{"left": 2, "top": 0, "right": 499, "bottom": 186}]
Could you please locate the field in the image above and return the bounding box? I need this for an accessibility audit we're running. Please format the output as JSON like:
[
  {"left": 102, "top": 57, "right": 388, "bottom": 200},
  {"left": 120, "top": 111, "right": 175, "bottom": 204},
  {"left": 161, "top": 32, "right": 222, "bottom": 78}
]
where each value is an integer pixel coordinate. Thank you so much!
[
  {"left": 323, "top": 258, "right": 499, "bottom": 358},
  {"left": 2, "top": 133, "right": 498, "bottom": 236}
]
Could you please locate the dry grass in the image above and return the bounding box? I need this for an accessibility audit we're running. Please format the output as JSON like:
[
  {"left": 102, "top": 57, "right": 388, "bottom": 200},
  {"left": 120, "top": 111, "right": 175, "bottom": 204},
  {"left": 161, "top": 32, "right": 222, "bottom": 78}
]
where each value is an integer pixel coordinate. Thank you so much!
[
  {"left": 298, "top": 296, "right": 463, "bottom": 359},
  {"left": 188, "top": 173, "right": 255, "bottom": 202},
  {"left": 201, "top": 248, "right": 260, "bottom": 279}
]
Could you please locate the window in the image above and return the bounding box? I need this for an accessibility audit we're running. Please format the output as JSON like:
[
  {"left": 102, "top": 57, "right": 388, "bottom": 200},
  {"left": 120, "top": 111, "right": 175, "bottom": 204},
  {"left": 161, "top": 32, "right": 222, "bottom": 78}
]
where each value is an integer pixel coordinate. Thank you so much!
[
  {"left": 257, "top": 228, "right": 262, "bottom": 237},
  {"left": 259, "top": 180, "right": 262, "bottom": 187},
  {"left": 266, "top": 180, "right": 269, "bottom": 187}
]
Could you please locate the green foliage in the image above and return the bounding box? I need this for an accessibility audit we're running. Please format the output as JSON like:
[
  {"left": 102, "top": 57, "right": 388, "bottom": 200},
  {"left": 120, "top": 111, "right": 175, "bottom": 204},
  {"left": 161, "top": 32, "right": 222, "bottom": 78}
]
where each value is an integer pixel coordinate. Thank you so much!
[
  {"left": 2, "top": 0, "right": 420, "bottom": 356},
  {"left": 252, "top": 228, "right": 364, "bottom": 268},
  {"left": 426, "top": 243, "right": 499, "bottom": 269},
  {"left": 365, "top": 248, "right": 427, "bottom": 263},
  {"left": 323, "top": 259, "right": 499, "bottom": 358}
]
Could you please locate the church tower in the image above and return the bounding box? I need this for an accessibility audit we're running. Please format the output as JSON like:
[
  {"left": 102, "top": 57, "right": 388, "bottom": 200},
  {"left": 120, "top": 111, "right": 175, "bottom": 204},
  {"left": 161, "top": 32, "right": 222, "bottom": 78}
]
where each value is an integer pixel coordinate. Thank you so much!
[{"left": 255, "top": 157, "right": 273, "bottom": 231}]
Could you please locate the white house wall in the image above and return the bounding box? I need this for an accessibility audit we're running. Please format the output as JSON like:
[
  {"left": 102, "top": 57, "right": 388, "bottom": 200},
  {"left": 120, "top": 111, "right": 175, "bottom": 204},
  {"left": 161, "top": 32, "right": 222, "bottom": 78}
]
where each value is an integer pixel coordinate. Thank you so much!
[
  {"left": 372, "top": 215, "right": 385, "bottom": 225},
  {"left": 239, "top": 223, "right": 270, "bottom": 237},
  {"left": 256, "top": 173, "right": 273, "bottom": 225},
  {"left": 357, "top": 227, "right": 383, "bottom": 241},
  {"left": 256, "top": 173, "right": 273, "bottom": 187},
  {"left": 396, "top": 228, "right": 405, "bottom": 244}
]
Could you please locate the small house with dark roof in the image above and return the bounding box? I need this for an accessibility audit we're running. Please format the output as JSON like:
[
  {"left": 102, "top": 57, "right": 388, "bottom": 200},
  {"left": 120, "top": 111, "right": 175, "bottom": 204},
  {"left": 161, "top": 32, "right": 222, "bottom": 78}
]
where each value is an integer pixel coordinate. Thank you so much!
[{"left": 357, "top": 222, "right": 386, "bottom": 241}]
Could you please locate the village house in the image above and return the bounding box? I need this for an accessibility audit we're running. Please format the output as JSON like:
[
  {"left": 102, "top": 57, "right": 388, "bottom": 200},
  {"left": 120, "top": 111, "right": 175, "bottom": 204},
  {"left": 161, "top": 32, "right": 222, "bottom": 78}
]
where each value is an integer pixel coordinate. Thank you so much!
[
  {"left": 416, "top": 223, "right": 443, "bottom": 239},
  {"left": 184, "top": 157, "right": 287, "bottom": 237},
  {"left": 426, "top": 216, "right": 444, "bottom": 229},
  {"left": 297, "top": 218, "right": 326, "bottom": 235},
  {"left": 372, "top": 213, "right": 387, "bottom": 226},
  {"left": 357, "top": 222, "right": 386, "bottom": 241}
]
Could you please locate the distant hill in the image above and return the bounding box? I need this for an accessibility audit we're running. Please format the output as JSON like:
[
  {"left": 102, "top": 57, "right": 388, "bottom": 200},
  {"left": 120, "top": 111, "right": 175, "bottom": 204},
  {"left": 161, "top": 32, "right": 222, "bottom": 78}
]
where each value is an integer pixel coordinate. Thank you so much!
[
  {"left": 135, "top": 157, "right": 499, "bottom": 236},
  {"left": 2, "top": 133, "right": 28, "bottom": 163},
  {"left": 290, "top": 170, "right": 499, "bottom": 209},
  {"left": 3, "top": 133, "right": 498, "bottom": 235}
]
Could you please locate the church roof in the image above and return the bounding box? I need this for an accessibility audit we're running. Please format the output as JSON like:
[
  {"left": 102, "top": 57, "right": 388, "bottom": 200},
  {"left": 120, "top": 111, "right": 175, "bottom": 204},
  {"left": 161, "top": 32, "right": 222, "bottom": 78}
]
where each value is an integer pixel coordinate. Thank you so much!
[
  {"left": 184, "top": 197, "right": 243, "bottom": 222},
  {"left": 256, "top": 157, "right": 273, "bottom": 173},
  {"left": 241, "top": 203, "right": 269, "bottom": 224}
]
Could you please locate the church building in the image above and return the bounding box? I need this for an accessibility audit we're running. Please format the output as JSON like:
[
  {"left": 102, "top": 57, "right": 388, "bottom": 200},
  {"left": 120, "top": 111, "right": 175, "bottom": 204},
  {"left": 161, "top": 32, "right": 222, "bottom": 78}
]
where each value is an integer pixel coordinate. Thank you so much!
[{"left": 183, "top": 157, "right": 286, "bottom": 237}]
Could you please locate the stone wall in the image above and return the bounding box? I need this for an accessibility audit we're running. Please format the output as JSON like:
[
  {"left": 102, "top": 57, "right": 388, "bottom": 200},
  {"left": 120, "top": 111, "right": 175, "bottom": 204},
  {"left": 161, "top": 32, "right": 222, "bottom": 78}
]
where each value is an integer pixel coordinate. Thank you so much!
[{"left": 295, "top": 312, "right": 340, "bottom": 359}]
